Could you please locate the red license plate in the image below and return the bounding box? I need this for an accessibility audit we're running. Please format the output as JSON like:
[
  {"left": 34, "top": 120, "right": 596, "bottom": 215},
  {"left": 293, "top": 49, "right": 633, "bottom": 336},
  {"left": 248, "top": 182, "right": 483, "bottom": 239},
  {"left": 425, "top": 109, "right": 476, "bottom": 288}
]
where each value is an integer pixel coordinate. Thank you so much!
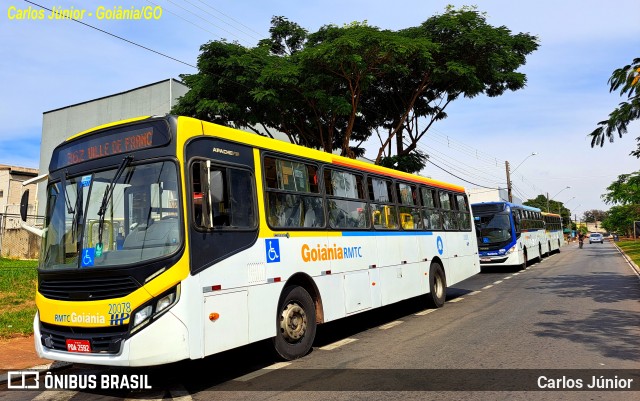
[{"left": 66, "top": 339, "right": 91, "bottom": 353}]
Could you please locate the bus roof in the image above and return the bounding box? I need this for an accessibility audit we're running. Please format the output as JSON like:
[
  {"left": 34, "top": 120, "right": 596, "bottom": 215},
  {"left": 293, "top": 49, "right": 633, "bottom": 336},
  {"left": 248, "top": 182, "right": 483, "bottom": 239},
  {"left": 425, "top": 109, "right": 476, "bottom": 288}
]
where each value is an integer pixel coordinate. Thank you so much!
[{"left": 471, "top": 201, "right": 542, "bottom": 212}]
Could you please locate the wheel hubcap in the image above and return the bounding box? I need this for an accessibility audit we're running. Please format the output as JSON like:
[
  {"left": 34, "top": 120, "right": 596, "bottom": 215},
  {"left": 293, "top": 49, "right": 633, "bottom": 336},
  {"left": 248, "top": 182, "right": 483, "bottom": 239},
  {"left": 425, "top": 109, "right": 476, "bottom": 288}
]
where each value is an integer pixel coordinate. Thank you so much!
[{"left": 280, "top": 302, "right": 307, "bottom": 342}]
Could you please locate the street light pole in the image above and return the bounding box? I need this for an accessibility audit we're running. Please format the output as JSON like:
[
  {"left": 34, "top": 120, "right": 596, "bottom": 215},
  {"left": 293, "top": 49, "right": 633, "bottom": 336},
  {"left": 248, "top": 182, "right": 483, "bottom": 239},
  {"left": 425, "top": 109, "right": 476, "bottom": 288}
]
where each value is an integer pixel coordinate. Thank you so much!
[
  {"left": 506, "top": 152, "right": 537, "bottom": 203},
  {"left": 547, "top": 186, "right": 571, "bottom": 212}
]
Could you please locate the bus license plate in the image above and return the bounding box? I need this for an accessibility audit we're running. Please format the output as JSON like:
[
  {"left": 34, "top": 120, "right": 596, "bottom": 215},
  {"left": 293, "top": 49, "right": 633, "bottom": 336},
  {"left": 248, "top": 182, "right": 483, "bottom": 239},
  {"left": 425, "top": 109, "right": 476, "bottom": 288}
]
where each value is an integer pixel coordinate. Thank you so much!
[
  {"left": 66, "top": 339, "right": 91, "bottom": 353},
  {"left": 480, "top": 258, "right": 492, "bottom": 262}
]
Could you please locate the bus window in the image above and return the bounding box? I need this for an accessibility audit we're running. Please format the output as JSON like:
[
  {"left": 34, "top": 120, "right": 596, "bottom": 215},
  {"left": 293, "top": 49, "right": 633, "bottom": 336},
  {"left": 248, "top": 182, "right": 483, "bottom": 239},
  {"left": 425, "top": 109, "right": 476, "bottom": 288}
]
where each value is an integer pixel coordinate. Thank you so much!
[
  {"left": 191, "top": 161, "right": 256, "bottom": 230},
  {"left": 325, "top": 169, "right": 368, "bottom": 229},
  {"left": 455, "top": 194, "right": 471, "bottom": 231},
  {"left": 439, "top": 192, "right": 458, "bottom": 231},
  {"left": 264, "top": 156, "right": 323, "bottom": 229},
  {"left": 397, "top": 182, "right": 421, "bottom": 230},
  {"left": 369, "top": 177, "right": 397, "bottom": 229},
  {"left": 421, "top": 187, "right": 442, "bottom": 230}
]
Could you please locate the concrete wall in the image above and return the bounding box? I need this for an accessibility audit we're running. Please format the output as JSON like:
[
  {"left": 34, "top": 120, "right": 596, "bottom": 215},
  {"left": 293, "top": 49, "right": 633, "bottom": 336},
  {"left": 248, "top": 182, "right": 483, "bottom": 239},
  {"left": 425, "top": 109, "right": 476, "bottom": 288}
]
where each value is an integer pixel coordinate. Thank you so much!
[
  {"left": 37, "top": 79, "right": 188, "bottom": 215},
  {"left": 467, "top": 188, "right": 522, "bottom": 205}
]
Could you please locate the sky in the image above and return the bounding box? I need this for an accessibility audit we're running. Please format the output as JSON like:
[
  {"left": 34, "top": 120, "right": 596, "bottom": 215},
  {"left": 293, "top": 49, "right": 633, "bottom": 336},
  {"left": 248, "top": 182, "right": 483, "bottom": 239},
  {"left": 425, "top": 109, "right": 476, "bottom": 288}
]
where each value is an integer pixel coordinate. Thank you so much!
[{"left": 1, "top": 0, "right": 639, "bottom": 218}]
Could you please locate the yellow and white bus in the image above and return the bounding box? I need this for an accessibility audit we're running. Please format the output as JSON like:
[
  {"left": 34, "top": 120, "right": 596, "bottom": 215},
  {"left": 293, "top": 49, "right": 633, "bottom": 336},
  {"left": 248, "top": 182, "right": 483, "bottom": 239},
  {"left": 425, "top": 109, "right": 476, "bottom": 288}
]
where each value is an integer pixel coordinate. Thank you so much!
[
  {"left": 542, "top": 212, "right": 564, "bottom": 253},
  {"left": 21, "top": 115, "right": 480, "bottom": 366}
]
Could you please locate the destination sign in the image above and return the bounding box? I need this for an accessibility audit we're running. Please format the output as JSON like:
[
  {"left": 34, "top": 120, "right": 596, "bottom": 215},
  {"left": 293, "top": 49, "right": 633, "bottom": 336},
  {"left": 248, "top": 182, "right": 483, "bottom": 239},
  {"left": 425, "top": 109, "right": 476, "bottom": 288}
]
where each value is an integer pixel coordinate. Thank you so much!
[{"left": 51, "top": 121, "right": 170, "bottom": 170}]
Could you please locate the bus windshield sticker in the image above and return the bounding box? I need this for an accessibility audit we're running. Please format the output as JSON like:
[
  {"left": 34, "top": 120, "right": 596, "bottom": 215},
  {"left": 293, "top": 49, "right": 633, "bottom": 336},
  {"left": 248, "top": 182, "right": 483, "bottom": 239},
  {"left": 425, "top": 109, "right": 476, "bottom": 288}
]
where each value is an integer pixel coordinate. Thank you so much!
[
  {"left": 266, "top": 239, "right": 281, "bottom": 263},
  {"left": 81, "top": 248, "right": 95, "bottom": 267},
  {"left": 80, "top": 175, "right": 92, "bottom": 187}
]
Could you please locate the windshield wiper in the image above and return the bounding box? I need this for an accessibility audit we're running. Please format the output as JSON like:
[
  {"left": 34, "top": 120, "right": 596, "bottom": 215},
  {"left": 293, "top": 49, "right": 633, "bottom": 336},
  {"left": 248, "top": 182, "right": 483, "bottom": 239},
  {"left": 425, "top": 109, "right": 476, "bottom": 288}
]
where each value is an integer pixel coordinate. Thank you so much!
[{"left": 96, "top": 156, "right": 133, "bottom": 252}]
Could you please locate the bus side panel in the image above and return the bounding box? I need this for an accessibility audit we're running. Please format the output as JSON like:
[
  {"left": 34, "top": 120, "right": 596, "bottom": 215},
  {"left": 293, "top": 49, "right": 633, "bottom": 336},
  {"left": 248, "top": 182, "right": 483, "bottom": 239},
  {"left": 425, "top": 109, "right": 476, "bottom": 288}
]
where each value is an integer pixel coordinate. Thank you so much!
[
  {"left": 445, "top": 231, "right": 480, "bottom": 286},
  {"left": 203, "top": 290, "right": 249, "bottom": 356},
  {"left": 247, "top": 282, "right": 282, "bottom": 344},
  {"left": 377, "top": 235, "right": 424, "bottom": 305}
]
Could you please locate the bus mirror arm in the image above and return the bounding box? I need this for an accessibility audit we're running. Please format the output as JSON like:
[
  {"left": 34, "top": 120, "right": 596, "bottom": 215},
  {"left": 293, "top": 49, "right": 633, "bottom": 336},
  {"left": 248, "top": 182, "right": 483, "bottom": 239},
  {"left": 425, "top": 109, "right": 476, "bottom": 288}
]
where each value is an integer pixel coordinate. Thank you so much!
[{"left": 20, "top": 173, "right": 48, "bottom": 237}]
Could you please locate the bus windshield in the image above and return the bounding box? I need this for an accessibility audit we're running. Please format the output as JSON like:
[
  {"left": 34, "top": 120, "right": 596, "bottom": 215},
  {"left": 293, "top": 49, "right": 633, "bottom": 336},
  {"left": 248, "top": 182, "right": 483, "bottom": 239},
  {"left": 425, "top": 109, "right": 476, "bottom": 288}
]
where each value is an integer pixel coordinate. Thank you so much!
[
  {"left": 474, "top": 211, "right": 513, "bottom": 245},
  {"left": 41, "top": 160, "right": 181, "bottom": 270}
]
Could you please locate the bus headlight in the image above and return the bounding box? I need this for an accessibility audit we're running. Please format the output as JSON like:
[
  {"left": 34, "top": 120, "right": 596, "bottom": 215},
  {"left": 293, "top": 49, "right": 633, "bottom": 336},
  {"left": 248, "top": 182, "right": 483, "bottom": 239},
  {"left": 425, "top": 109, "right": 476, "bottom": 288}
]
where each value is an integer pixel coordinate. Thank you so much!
[
  {"left": 131, "top": 284, "right": 180, "bottom": 333},
  {"left": 156, "top": 292, "right": 176, "bottom": 313},
  {"left": 133, "top": 305, "right": 153, "bottom": 327}
]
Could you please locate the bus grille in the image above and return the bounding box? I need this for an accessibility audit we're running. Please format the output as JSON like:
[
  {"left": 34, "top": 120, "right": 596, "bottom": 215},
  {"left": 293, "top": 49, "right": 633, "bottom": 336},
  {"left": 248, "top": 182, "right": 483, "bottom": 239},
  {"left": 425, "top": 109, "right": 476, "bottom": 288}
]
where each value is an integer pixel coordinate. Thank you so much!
[
  {"left": 39, "top": 276, "right": 141, "bottom": 301},
  {"left": 40, "top": 322, "right": 128, "bottom": 354}
]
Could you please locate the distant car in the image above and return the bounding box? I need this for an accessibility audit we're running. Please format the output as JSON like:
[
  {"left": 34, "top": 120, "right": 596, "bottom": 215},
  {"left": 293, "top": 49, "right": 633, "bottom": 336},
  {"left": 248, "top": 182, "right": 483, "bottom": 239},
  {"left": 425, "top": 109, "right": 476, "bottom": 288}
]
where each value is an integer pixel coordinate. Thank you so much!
[{"left": 589, "top": 233, "right": 604, "bottom": 244}]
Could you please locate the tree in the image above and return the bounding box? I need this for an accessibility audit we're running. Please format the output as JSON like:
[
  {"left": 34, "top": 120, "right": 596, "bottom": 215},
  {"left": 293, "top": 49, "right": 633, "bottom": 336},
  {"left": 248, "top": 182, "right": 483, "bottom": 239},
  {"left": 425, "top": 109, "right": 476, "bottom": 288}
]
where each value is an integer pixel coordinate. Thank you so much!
[
  {"left": 601, "top": 171, "right": 640, "bottom": 205},
  {"left": 601, "top": 204, "right": 640, "bottom": 236},
  {"left": 374, "top": 6, "right": 539, "bottom": 170},
  {"left": 524, "top": 194, "right": 571, "bottom": 218},
  {"left": 589, "top": 57, "right": 640, "bottom": 157},
  {"left": 173, "top": 9, "right": 538, "bottom": 172},
  {"left": 582, "top": 209, "right": 607, "bottom": 223}
]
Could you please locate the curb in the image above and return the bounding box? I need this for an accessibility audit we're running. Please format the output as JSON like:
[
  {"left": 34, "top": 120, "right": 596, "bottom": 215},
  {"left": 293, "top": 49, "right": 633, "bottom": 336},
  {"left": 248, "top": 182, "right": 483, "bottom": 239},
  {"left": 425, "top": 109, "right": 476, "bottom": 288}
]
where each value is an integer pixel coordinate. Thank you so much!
[
  {"left": 0, "top": 361, "right": 73, "bottom": 386},
  {"left": 612, "top": 242, "right": 640, "bottom": 277}
]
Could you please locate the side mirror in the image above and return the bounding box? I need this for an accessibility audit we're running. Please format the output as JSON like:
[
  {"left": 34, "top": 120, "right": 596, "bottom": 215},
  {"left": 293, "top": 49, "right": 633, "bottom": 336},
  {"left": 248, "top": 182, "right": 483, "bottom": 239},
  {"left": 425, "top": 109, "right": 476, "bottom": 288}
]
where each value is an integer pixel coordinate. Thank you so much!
[{"left": 20, "top": 190, "right": 29, "bottom": 222}]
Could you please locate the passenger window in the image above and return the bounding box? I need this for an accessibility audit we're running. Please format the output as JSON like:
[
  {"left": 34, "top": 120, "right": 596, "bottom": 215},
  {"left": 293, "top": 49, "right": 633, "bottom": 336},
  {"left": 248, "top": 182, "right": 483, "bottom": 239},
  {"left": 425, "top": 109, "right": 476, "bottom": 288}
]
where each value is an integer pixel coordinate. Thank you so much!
[
  {"left": 325, "top": 169, "right": 368, "bottom": 229},
  {"left": 264, "top": 156, "right": 324, "bottom": 229},
  {"left": 369, "top": 177, "right": 397, "bottom": 229},
  {"left": 420, "top": 187, "right": 441, "bottom": 230},
  {"left": 397, "top": 183, "right": 421, "bottom": 230},
  {"left": 191, "top": 161, "right": 256, "bottom": 230}
]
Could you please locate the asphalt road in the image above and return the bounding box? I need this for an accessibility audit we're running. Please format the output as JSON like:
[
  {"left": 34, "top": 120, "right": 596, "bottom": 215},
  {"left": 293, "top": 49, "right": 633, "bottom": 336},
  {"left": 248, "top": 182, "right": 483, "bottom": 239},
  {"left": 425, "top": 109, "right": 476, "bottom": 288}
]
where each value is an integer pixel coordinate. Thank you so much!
[{"left": 2, "top": 240, "right": 639, "bottom": 400}]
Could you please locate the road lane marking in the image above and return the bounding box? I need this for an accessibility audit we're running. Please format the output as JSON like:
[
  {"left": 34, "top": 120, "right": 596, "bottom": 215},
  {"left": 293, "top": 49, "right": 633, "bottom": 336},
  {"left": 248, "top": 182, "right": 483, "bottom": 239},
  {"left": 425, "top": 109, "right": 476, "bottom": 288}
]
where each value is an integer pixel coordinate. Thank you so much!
[
  {"left": 504, "top": 276, "right": 512, "bottom": 280},
  {"left": 415, "top": 309, "right": 436, "bottom": 316},
  {"left": 379, "top": 321, "right": 404, "bottom": 330},
  {"left": 482, "top": 285, "right": 494, "bottom": 289},
  {"left": 448, "top": 298, "right": 464, "bottom": 303},
  {"left": 320, "top": 338, "right": 359, "bottom": 350},
  {"left": 234, "top": 362, "right": 291, "bottom": 382},
  {"left": 493, "top": 280, "right": 503, "bottom": 285},
  {"left": 467, "top": 291, "right": 481, "bottom": 296},
  {"left": 513, "top": 272, "right": 521, "bottom": 276}
]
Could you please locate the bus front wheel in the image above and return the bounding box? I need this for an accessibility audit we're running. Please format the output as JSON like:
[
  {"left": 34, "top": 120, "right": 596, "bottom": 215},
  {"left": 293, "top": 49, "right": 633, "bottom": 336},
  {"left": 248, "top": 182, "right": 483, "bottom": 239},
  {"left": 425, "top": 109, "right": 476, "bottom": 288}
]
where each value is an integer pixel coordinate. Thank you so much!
[
  {"left": 427, "top": 262, "right": 447, "bottom": 308},
  {"left": 274, "top": 285, "right": 317, "bottom": 360}
]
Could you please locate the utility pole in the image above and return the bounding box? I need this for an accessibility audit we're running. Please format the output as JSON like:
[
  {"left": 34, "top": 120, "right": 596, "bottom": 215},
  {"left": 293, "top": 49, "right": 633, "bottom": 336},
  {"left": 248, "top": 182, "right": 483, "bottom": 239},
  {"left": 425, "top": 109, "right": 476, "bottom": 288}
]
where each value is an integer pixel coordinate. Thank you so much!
[{"left": 505, "top": 161, "right": 512, "bottom": 203}]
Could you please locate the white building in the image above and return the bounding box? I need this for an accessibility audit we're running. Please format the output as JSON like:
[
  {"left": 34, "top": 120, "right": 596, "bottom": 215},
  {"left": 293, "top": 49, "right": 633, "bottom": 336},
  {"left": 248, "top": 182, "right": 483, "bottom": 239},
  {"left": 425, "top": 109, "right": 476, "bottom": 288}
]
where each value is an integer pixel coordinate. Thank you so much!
[{"left": 37, "top": 79, "right": 189, "bottom": 214}]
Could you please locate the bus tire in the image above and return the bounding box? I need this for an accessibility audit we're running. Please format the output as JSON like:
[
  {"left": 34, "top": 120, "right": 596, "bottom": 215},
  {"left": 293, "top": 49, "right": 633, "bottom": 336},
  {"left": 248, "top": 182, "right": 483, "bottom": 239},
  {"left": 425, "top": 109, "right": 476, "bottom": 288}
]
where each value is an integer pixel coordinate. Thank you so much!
[
  {"left": 427, "top": 262, "right": 447, "bottom": 308},
  {"left": 274, "top": 285, "right": 316, "bottom": 361}
]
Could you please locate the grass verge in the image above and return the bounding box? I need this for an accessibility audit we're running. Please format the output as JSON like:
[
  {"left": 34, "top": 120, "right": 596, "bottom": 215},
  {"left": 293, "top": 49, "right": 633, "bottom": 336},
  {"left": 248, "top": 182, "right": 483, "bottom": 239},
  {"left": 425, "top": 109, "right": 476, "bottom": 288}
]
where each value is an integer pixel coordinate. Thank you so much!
[
  {"left": 616, "top": 239, "right": 640, "bottom": 268},
  {"left": 0, "top": 258, "right": 38, "bottom": 338}
]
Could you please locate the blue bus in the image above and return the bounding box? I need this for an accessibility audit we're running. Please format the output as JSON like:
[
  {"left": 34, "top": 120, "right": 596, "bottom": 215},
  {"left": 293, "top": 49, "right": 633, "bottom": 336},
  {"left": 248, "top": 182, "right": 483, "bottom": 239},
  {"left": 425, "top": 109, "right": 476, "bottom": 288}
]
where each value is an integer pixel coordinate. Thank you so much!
[{"left": 471, "top": 202, "right": 547, "bottom": 269}]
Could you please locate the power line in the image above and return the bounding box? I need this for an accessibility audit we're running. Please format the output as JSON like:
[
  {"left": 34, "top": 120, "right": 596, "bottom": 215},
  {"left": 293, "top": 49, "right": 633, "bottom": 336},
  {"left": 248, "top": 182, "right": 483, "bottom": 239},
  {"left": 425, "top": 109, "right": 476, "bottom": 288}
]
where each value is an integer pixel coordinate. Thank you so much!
[{"left": 23, "top": 0, "right": 197, "bottom": 69}]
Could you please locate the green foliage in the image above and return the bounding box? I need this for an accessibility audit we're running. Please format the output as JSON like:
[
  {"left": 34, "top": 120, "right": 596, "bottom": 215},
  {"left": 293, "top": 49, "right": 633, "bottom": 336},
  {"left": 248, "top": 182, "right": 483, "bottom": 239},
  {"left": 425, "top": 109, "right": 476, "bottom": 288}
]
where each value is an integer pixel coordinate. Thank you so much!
[
  {"left": 378, "top": 151, "right": 428, "bottom": 174},
  {"left": 601, "top": 204, "right": 640, "bottom": 236},
  {"left": 523, "top": 194, "right": 571, "bottom": 217},
  {"left": 173, "top": 8, "right": 539, "bottom": 171},
  {"left": 589, "top": 57, "right": 640, "bottom": 157},
  {"left": 582, "top": 209, "right": 607, "bottom": 223},
  {"left": 602, "top": 171, "right": 640, "bottom": 205}
]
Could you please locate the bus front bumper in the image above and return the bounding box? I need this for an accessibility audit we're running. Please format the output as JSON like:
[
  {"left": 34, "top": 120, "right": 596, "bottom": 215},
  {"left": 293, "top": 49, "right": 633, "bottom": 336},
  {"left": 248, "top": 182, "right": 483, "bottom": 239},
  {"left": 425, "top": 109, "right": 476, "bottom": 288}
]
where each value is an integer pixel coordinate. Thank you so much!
[{"left": 34, "top": 309, "right": 190, "bottom": 367}]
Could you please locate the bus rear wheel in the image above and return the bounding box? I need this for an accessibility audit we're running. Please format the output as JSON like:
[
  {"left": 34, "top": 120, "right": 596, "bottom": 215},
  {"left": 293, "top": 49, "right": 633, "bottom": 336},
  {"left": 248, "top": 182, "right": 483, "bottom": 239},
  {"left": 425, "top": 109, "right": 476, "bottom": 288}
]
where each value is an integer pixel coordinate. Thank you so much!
[
  {"left": 274, "top": 285, "right": 316, "bottom": 360},
  {"left": 427, "top": 262, "right": 446, "bottom": 308}
]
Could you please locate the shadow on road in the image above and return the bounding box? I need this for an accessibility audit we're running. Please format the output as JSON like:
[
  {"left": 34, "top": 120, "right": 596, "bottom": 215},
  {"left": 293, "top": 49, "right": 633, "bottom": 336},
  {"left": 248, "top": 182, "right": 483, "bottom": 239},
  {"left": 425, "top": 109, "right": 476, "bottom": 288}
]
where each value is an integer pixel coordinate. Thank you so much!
[{"left": 530, "top": 271, "right": 640, "bottom": 362}]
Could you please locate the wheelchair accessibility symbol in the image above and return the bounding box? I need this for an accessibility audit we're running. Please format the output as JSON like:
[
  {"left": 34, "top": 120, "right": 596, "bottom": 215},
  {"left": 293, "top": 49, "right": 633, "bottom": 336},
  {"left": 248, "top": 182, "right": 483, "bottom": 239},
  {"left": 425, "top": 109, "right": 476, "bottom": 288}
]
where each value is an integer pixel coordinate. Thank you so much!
[
  {"left": 81, "top": 248, "right": 95, "bottom": 267},
  {"left": 436, "top": 236, "right": 444, "bottom": 255},
  {"left": 266, "top": 239, "right": 280, "bottom": 263}
]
